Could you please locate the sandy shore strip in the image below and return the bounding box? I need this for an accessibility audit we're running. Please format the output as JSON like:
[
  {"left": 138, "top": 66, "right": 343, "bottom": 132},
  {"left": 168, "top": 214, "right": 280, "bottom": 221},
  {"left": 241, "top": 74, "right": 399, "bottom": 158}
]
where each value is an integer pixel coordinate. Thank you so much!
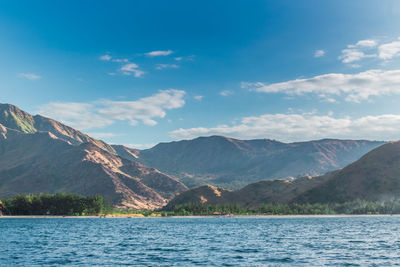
[{"left": 1, "top": 214, "right": 400, "bottom": 219}]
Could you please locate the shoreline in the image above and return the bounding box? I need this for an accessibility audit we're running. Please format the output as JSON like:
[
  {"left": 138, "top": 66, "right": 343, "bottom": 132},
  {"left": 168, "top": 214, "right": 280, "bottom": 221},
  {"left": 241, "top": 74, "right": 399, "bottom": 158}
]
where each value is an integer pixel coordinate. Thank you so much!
[{"left": 1, "top": 214, "right": 400, "bottom": 219}]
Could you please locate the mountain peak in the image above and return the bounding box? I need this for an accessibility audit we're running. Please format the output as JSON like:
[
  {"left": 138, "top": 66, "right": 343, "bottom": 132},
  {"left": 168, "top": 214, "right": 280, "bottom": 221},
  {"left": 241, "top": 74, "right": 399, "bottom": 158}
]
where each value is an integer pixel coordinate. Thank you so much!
[
  {"left": 0, "top": 103, "right": 36, "bottom": 133},
  {"left": 0, "top": 103, "right": 119, "bottom": 155}
]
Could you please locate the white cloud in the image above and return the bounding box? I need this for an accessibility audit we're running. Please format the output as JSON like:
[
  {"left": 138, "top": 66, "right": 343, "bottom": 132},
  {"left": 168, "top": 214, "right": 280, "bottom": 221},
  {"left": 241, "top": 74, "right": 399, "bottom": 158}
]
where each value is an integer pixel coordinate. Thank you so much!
[
  {"left": 339, "top": 39, "right": 378, "bottom": 64},
  {"left": 170, "top": 112, "right": 400, "bottom": 142},
  {"left": 112, "top": 58, "right": 129, "bottom": 63},
  {"left": 339, "top": 37, "right": 400, "bottom": 64},
  {"left": 356, "top": 39, "right": 378, "bottom": 48},
  {"left": 155, "top": 64, "right": 179, "bottom": 70},
  {"left": 100, "top": 54, "right": 128, "bottom": 62},
  {"left": 120, "top": 63, "right": 145, "bottom": 77},
  {"left": 378, "top": 38, "right": 400, "bottom": 60},
  {"left": 121, "top": 63, "right": 138, "bottom": 71},
  {"left": 37, "top": 89, "right": 186, "bottom": 130},
  {"left": 220, "top": 90, "right": 233, "bottom": 96},
  {"left": 314, "top": 50, "right": 325, "bottom": 58},
  {"left": 146, "top": 50, "right": 173, "bottom": 57},
  {"left": 100, "top": 55, "right": 112, "bottom": 61},
  {"left": 339, "top": 49, "right": 375, "bottom": 63},
  {"left": 19, "top": 73, "right": 41, "bottom": 80},
  {"left": 37, "top": 102, "right": 113, "bottom": 130},
  {"left": 173, "top": 55, "right": 195, "bottom": 61},
  {"left": 194, "top": 95, "right": 203, "bottom": 101},
  {"left": 243, "top": 69, "right": 400, "bottom": 103},
  {"left": 122, "top": 143, "right": 156, "bottom": 149}
]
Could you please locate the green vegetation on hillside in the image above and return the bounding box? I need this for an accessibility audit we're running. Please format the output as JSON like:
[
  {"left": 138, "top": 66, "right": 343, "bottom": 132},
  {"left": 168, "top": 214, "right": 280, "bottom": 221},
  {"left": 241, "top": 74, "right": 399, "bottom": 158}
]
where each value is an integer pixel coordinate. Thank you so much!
[
  {"left": 1, "top": 193, "right": 105, "bottom": 216},
  {"left": 166, "top": 200, "right": 400, "bottom": 215}
]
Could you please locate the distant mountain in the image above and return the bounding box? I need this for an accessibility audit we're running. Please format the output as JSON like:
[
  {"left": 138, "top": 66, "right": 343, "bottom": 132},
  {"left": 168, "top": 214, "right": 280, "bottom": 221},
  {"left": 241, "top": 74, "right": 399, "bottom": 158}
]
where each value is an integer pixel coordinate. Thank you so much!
[
  {"left": 164, "top": 175, "right": 329, "bottom": 210},
  {"left": 0, "top": 104, "right": 187, "bottom": 209},
  {"left": 166, "top": 141, "right": 400, "bottom": 209},
  {"left": 136, "top": 136, "right": 384, "bottom": 189}
]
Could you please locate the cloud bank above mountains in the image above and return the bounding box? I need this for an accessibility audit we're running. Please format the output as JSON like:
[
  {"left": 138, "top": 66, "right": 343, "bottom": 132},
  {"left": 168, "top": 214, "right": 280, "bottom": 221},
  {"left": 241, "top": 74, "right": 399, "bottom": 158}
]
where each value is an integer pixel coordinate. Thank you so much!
[
  {"left": 170, "top": 113, "right": 400, "bottom": 142},
  {"left": 37, "top": 89, "right": 186, "bottom": 130}
]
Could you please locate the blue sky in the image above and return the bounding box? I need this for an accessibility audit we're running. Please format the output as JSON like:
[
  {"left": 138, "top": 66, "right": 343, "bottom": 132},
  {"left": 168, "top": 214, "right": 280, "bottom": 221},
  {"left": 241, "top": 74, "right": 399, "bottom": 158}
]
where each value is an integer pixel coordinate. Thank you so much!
[{"left": 1, "top": 0, "right": 400, "bottom": 148}]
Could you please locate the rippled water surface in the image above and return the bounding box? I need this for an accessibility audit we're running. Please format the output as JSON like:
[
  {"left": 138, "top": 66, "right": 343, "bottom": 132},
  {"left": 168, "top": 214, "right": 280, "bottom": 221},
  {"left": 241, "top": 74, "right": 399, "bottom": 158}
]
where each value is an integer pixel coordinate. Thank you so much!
[{"left": 1, "top": 216, "right": 400, "bottom": 266}]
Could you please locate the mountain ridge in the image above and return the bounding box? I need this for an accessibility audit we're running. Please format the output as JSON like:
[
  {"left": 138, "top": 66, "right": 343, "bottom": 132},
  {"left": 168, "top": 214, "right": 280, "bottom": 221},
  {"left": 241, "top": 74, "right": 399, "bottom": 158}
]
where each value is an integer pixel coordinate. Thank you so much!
[
  {"left": 136, "top": 135, "right": 385, "bottom": 189},
  {"left": 166, "top": 141, "right": 400, "bottom": 209}
]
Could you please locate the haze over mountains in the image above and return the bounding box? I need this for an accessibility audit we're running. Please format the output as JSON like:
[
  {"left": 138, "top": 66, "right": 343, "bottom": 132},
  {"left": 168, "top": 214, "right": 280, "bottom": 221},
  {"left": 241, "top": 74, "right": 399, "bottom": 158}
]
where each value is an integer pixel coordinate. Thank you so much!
[
  {"left": 135, "top": 136, "right": 384, "bottom": 189},
  {"left": 0, "top": 103, "right": 392, "bottom": 209}
]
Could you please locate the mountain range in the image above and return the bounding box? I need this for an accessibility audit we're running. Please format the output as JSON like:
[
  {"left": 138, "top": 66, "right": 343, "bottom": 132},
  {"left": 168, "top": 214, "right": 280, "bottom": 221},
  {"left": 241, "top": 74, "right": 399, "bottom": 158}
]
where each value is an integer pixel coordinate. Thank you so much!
[
  {"left": 0, "top": 103, "right": 392, "bottom": 210},
  {"left": 135, "top": 136, "right": 384, "bottom": 189},
  {"left": 166, "top": 141, "right": 400, "bottom": 209}
]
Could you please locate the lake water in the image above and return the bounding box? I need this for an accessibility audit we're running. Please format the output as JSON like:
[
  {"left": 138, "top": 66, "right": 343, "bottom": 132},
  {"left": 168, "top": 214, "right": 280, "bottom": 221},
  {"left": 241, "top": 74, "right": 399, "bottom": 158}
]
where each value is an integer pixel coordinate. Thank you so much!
[{"left": 1, "top": 216, "right": 400, "bottom": 266}]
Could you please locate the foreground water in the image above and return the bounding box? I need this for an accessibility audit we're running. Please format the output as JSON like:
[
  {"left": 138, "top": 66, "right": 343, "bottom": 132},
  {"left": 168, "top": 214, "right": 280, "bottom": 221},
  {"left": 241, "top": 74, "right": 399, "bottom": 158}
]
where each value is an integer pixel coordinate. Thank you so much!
[{"left": 1, "top": 216, "right": 400, "bottom": 266}]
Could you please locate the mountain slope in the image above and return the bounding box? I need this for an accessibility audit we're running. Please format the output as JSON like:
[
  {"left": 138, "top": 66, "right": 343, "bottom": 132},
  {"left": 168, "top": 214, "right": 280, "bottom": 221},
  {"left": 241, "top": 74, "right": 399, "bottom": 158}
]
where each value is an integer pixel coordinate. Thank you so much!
[
  {"left": 0, "top": 104, "right": 188, "bottom": 209},
  {"left": 0, "top": 123, "right": 187, "bottom": 208},
  {"left": 294, "top": 141, "right": 400, "bottom": 203},
  {"left": 136, "top": 136, "right": 384, "bottom": 189},
  {"left": 0, "top": 103, "right": 116, "bottom": 155}
]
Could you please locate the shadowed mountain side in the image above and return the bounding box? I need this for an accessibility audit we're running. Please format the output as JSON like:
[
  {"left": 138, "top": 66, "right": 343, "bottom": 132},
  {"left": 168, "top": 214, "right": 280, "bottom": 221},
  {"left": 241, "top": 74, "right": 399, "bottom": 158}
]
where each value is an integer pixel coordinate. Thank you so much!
[
  {"left": 294, "top": 141, "right": 400, "bottom": 203},
  {"left": 0, "top": 124, "right": 187, "bottom": 209},
  {"left": 136, "top": 136, "right": 384, "bottom": 189}
]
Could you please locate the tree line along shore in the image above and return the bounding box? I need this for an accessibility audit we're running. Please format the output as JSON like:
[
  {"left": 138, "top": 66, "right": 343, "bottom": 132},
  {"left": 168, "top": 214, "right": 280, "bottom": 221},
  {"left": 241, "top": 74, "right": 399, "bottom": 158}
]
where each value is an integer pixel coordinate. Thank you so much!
[{"left": 2, "top": 193, "right": 400, "bottom": 217}]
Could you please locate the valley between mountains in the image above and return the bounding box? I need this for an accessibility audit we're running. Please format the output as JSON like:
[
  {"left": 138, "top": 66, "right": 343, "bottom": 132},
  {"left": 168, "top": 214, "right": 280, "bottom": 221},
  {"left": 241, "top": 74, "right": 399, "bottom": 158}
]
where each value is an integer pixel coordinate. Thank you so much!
[{"left": 1, "top": 103, "right": 396, "bottom": 210}]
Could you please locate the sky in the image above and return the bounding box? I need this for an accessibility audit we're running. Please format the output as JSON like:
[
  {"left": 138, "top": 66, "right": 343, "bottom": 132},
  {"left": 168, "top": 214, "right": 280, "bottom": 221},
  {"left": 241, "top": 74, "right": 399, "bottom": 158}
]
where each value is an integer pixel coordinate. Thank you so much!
[{"left": 1, "top": 0, "right": 400, "bottom": 148}]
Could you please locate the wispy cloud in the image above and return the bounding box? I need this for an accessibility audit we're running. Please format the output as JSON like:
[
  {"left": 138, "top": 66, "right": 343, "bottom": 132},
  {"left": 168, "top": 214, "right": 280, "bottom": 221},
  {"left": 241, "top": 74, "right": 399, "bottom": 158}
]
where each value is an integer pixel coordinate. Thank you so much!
[
  {"left": 174, "top": 55, "right": 195, "bottom": 61},
  {"left": 155, "top": 64, "right": 179, "bottom": 70},
  {"left": 37, "top": 89, "right": 186, "bottom": 130},
  {"left": 170, "top": 112, "right": 400, "bottom": 142},
  {"left": 100, "top": 54, "right": 128, "bottom": 63},
  {"left": 220, "top": 90, "right": 233, "bottom": 96},
  {"left": 19, "top": 73, "right": 41, "bottom": 80},
  {"left": 243, "top": 69, "right": 400, "bottom": 103},
  {"left": 121, "top": 63, "right": 145, "bottom": 77},
  {"left": 194, "top": 95, "right": 203, "bottom": 101},
  {"left": 100, "top": 55, "right": 112, "bottom": 61},
  {"left": 314, "top": 50, "right": 325, "bottom": 58},
  {"left": 146, "top": 50, "right": 173, "bottom": 57},
  {"left": 122, "top": 143, "right": 156, "bottom": 149},
  {"left": 112, "top": 58, "right": 129, "bottom": 63}
]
